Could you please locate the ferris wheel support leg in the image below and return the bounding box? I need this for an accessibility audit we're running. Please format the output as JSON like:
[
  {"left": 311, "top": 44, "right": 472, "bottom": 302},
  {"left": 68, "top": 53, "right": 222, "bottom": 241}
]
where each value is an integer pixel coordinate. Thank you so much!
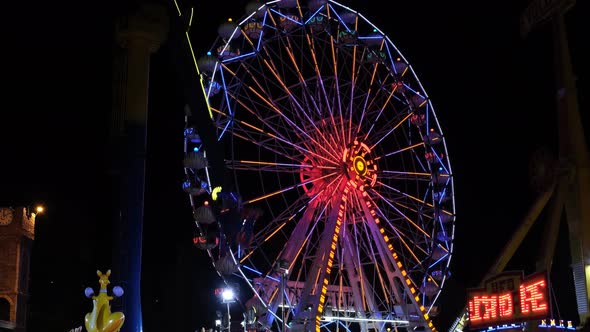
[
  {"left": 551, "top": 11, "right": 590, "bottom": 327},
  {"left": 449, "top": 182, "right": 556, "bottom": 332},
  {"left": 535, "top": 180, "right": 567, "bottom": 274},
  {"left": 486, "top": 182, "right": 556, "bottom": 277}
]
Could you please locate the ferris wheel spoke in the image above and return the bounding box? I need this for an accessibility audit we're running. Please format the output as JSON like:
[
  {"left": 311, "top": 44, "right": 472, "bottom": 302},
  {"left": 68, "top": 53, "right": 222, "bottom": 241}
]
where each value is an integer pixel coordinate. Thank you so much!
[
  {"left": 249, "top": 173, "right": 350, "bottom": 249},
  {"left": 322, "top": 11, "right": 348, "bottom": 147},
  {"left": 251, "top": 44, "right": 343, "bottom": 160},
  {"left": 345, "top": 196, "right": 400, "bottom": 312},
  {"left": 228, "top": 159, "right": 339, "bottom": 173},
  {"left": 243, "top": 189, "right": 324, "bottom": 254},
  {"left": 374, "top": 179, "right": 434, "bottom": 215},
  {"left": 367, "top": 209, "right": 431, "bottom": 262},
  {"left": 378, "top": 170, "right": 432, "bottom": 182},
  {"left": 366, "top": 188, "right": 430, "bottom": 258},
  {"left": 258, "top": 200, "right": 328, "bottom": 328},
  {"left": 214, "top": 109, "right": 339, "bottom": 167},
  {"left": 238, "top": 201, "right": 326, "bottom": 327},
  {"left": 292, "top": 190, "right": 347, "bottom": 326},
  {"left": 273, "top": 37, "right": 344, "bottom": 158},
  {"left": 367, "top": 112, "right": 413, "bottom": 151},
  {"left": 374, "top": 141, "right": 424, "bottom": 161},
  {"left": 355, "top": 232, "right": 403, "bottom": 316},
  {"left": 370, "top": 187, "right": 453, "bottom": 264},
  {"left": 351, "top": 193, "right": 419, "bottom": 314},
  {"left": 226, "top": 129, "right": 301, "bottom": 164},
  {"left": 221, "top": 63, "right": 323, "bottom": 153},
  {"left": 212, "top": 80, "right": 306, "bottom": 149},
  {"left": 339, "top": 230, "right": 381, "bottom": 330},
  {"left": 351, "top": 59, "right": 389, "bottom": 141},
  {"left": 302, "top": 25, "right": 346, "bottom": 145},
  {"left": 249, "top": 195, "right": 335, "bottom": 329},
  {"left": 241, "top": 196, "right": 317, "bottom": 273},
  {"left": 218, "top": 121, "right": 304, "bottom": 163},
  {"left": 223, "top": 80, "right": 317, "bottom": 152},
  {"left": 244, "top": 169, "right": 339, "bottom": 205},
  {"left": 344, "top": 17, "right": 360, "bottom": 144}
]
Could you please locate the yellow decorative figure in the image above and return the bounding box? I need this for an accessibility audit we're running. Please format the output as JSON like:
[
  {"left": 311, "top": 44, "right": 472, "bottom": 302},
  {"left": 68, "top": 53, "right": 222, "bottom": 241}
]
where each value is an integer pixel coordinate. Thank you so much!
[{"left": 84, "top": 270, "right": 125, "bottom": 332}]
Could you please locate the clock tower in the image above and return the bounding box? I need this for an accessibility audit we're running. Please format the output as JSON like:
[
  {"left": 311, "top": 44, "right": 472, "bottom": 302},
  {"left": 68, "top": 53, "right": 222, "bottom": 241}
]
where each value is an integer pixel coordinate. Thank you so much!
[{"left": 0, "top": 207, "right": 36, "bottom": 331}]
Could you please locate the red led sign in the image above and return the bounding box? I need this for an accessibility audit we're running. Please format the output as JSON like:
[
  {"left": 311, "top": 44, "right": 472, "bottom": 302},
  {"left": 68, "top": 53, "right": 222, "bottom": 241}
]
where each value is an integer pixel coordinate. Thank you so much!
[{"left": 467, "top": 271, "right": 549, "bottom": 328}]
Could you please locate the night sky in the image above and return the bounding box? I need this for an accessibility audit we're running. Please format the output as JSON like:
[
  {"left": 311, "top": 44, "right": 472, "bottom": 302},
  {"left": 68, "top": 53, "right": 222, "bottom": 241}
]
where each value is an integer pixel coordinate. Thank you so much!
[{"left": 2, "top": 0, "right": 588, "bottom": 331}]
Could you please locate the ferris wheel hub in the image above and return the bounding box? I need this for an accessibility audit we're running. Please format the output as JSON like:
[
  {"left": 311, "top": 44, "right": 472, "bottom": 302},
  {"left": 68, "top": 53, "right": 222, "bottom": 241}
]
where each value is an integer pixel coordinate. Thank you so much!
[
  {"left": 343, "top": 140, "right": 377, "bottom": 188},
  {"left": 353, "top": 155, "right": 367, "bottom": 176}
]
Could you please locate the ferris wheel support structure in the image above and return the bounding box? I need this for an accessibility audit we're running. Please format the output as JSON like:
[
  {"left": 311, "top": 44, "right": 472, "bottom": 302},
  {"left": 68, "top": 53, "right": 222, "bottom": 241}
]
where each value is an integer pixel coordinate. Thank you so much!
[{"left": 451, "top": 2, "right": 588, "bottom": 331}]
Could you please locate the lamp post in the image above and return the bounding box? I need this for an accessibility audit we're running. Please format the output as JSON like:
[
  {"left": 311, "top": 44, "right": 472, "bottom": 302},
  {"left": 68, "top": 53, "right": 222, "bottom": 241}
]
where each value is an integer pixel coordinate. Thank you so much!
[
  {"left": 275, "top": 259, "right": 289, "bottom": 332},
  {"left": 216, "top": 286, "right": 236, "bottom": 332},
  {"left": 222, "top": 288, "right": 234, "bottom": 331}
]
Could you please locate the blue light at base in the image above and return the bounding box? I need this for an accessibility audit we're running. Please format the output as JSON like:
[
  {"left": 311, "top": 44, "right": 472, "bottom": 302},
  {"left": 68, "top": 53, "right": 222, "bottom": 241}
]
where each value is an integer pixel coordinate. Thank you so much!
[
  {"left": 116, "top": 123, "right": 147, "bottom": 332},
  {"left": 484, "top": 323, "right": 524, "bottom": 331},
  {"left": 481, "top": 319, "right": 576, "bottom": 332}
]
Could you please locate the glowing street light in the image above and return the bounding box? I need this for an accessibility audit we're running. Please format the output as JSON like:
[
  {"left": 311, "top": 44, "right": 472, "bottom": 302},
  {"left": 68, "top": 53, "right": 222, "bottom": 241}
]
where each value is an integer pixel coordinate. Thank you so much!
[
  {"left": 214, "top": 286, "right": 237, "bottom": 331},
  {"left": 221, "top": 288, "right": 234, "bottom": 303}
]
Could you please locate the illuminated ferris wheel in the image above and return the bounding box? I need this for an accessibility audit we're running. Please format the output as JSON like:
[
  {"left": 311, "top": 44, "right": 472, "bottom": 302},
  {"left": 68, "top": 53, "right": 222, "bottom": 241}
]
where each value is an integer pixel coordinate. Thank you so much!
[{"left": 182, "top": 1, "right": 456, "bottom": 331}]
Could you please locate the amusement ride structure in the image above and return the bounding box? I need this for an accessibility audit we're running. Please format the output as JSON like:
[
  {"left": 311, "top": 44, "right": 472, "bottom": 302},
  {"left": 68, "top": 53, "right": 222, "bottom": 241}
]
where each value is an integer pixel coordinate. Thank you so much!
[
  {"left": 177, "top": 1, "right": 456, "bottom": 332},
  {"left": 448, "top": 0, "right": 589, "bottom": 331}
]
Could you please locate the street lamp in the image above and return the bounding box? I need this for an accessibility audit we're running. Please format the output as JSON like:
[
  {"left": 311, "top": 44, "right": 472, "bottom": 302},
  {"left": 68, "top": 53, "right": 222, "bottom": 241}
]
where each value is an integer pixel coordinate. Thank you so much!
[
  {"left": 275, "top": 259, "right": 289, "bottom": 332},
  {"left": 26, "top": 204, "right": 45, "bottom": 224},
  {"left": 221, "top": 288, "right": 235, "bottom": 303},
  {"left": 215, "top": 286, "right": 236, "bottom": 331}
]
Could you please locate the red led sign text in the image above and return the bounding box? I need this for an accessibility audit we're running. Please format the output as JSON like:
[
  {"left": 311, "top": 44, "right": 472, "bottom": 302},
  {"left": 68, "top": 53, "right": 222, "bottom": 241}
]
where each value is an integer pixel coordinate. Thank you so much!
[
  {"left": 467, "top": 271, "right": 548, "bottom": 328},
  {"left": 519, "top": 278, "right": 548, "bottom": 315}
]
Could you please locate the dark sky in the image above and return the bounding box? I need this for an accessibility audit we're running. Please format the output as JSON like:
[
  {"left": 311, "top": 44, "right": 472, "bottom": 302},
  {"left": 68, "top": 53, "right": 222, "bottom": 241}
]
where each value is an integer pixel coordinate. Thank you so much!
[{"left": 2, "top": 0, "right": 588, "bottom": 331}]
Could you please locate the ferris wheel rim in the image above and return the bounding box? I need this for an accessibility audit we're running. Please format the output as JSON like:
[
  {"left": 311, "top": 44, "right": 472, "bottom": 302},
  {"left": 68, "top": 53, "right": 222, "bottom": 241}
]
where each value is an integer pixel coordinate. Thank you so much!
[{"left": 185, "top": 1, "right": 457, "bottom": 331}]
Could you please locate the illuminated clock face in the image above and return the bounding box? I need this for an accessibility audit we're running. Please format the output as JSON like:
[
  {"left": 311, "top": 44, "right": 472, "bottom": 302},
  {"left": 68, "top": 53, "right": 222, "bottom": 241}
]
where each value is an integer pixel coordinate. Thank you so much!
[{"left": 0, "top": 208, "right": 14, "bottom": 225}]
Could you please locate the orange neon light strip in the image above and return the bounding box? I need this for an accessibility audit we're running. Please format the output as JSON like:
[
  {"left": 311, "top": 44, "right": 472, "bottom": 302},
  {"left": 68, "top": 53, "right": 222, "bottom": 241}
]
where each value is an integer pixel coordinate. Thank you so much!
[
  {"left": 374, "top": 142, "right": 424, "bottom": 161},
  {"left": 246, "top": 170, "right": 337, "bottom": 204},
  {"left": 315, "top": 194, "right": 346, "bottom": 332},
  {"left": 369, "top": 112, "right": 413, "bottom": 151}
]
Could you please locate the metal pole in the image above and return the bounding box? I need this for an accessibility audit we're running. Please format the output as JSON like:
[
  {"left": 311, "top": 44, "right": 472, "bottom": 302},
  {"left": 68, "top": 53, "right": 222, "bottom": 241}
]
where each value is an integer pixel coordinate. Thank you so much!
[
  {"left": 282, "top": 275, "right": 286, "bottom": 332},
  {"left": 227, "top": 302, "right": 231, "bottom": 332}
]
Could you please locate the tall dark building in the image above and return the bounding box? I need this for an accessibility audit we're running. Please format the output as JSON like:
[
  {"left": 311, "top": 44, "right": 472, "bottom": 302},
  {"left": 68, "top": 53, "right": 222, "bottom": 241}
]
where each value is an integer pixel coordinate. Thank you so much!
[{"left": 109, "top": 3, "right": 169, "bottom": 332}]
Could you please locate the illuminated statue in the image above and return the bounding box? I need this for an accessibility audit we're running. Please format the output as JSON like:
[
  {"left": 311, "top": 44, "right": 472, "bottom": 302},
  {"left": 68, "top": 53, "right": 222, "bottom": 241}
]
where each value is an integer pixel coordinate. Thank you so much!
[{"left": 84, "top": 270, "right": 125, "bottom": 332}]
